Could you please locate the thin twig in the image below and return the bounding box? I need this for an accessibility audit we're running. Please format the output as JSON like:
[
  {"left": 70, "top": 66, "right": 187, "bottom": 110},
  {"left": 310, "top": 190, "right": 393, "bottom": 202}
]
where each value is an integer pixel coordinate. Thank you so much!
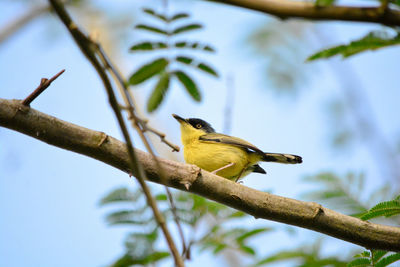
[
  {"left": 166, "top": 187, "right": 188, "bottom": 259},
  {"left": 95, "top": 43, "right": 180, "bottom": 152},
  {"left": 94, "top": 40, "right": 187, "bottom": 255},
  {"left": 47, "top": 1, "right": 184, "bottom": 266},
  {"left": 22, "top": 69, "right": 65, "bottom": 106}
]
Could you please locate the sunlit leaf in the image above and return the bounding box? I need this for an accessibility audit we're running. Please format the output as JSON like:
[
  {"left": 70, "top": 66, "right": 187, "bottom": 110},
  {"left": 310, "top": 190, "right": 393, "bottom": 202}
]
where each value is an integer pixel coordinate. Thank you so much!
[
  {"left": 135, "top": 24, "right": 168, "bottom": 35},
  {"left": 173, "top": 70, "right": 201, "bottom": 101},
  {"left": 128, "top": 57, "right": 168, "bottom": 85},
  {"left": 171, "top": 24, "right": 202, "bottom": 35},
  {"left": 142, "top": 8, "right": 168, "bottom": 22},
  {"left": 308, "top": 31, "right": 400, "bottom": 61},
  {"left": 130, "top": 41, "right": 168, "bottom": 51},
  {"left": 147, "top": 72, "right": 170, "bottom": 112}
]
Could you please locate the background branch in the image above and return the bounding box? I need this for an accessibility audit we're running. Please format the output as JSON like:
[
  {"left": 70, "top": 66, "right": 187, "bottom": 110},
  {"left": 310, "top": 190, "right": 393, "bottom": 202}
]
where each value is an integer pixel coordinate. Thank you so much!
[
  {"left": 1, "top": 97, "right": 400, "bottom": 252},
  {"left": 208, "top": 0, "right": 400, "bottom": 26}
]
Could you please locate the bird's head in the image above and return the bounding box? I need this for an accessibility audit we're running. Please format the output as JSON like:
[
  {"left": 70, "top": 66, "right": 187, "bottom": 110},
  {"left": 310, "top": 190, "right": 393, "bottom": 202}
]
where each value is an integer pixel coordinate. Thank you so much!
[{"left": 172, "top": 114, "right": 215, "bottom": 145}]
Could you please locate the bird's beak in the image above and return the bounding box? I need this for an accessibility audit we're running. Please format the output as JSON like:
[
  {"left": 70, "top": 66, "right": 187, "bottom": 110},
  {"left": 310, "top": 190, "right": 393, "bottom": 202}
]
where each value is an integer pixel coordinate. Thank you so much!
[{"left": 172, "top": 114, "right": 187, "bottom": 124}]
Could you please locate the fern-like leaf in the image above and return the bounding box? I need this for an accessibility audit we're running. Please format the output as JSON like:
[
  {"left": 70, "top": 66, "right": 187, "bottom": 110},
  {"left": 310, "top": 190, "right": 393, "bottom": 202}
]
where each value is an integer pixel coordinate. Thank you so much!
[
  {"left": 173, "top": 70, "right": 201, "bottom": 101},
  {"left": 128, "top": 57, "right": 169, "bottom": 85},
  {"left": 347, "top": 257, "right": 371, "bottom": 267},
  {"left": 142, "top": 8, "right": 168, "bottom": 22},
  {"left": 135, "top": 24, "right": 168, "bottom": 35},
  {"left": 130, "top": 41, "right": 168, "bottom": 51},
  {"left": 308, "top": 31, "right": 400, "bottom": 61},
  {"left": 174, "top": 41, "right": 215, "bottom": 52},
  {"left": 171, "top": 24, "right": 202, "bottom": 35},
  {"left": 147, "top": 72, "right": 170, "bottom": 112},
  {"left": 360, "top": 196, "right": 400, "bottom": 220},
  {"left": 375, "top": 253, "right": 400, "bottom": 267},
  {"left": 176, "top": 56, "right": 218, "bottom": 77}
]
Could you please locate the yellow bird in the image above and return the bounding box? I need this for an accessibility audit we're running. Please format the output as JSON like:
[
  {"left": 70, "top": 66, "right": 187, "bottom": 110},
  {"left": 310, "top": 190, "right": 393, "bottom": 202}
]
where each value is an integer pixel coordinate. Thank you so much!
[{"left": 173, "top": 114, "right": 302, "bottom": 182}]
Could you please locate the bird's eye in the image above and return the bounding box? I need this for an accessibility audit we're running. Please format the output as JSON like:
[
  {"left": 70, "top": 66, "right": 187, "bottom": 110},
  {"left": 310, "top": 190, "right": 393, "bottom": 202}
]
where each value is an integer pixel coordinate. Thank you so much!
[{"left": 196, "top": 124, "right": 202, "bottom": 128}]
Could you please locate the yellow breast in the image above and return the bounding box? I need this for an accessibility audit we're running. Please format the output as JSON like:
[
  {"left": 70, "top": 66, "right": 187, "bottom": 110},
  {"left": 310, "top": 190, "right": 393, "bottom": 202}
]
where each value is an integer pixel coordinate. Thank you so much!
[{"left": 183, "top": 139, "right": 251, "bottom": 180}]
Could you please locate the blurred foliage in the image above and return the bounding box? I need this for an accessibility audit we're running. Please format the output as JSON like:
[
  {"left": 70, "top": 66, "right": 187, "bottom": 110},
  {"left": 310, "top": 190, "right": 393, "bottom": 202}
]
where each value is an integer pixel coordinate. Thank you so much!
[
  {"left": 127, "top": 7, "right": 218, "bottom": 112},
  {"left": 253, "top": 240, "right": 347, "bottom": 267},
  {"left": 100, "top": 187, "right": 272, "bottom": 266},
  {"left": 246, "top": 20, "right": 315, "bottom": 95},
  {"left": 324, "top": 99, "right": 357, "bottom": 151},
  {"left": 302, "top": 172, "right": 393, "bottom": 217},
  {"left": 308, "top": 30, "right": 400, "bottom": 61}
]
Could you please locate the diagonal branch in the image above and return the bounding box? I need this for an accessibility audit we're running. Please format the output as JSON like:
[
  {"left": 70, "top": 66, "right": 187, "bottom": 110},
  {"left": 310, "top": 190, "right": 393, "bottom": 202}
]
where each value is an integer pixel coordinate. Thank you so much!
[
  {"left": 1, "top": 98, "right": 400, "bottom": 252},
  {"left": 207, "top": 0, "right": 400, "bottom": 26}
]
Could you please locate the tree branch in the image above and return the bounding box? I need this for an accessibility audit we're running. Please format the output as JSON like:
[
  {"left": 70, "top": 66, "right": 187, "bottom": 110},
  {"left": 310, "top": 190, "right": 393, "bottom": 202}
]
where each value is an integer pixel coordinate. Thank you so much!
[
  {"left": 1, "top": 97, "right": 400, "bottom": 252},
  {"left": 208, "top": 0, "right": 400, "bottom": 26}
]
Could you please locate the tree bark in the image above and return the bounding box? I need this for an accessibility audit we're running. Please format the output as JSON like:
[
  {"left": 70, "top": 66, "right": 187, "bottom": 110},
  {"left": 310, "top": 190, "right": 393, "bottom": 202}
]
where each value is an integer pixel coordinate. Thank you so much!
[{"left": 1, "top": 98, "right": 400, "bottom": 252}]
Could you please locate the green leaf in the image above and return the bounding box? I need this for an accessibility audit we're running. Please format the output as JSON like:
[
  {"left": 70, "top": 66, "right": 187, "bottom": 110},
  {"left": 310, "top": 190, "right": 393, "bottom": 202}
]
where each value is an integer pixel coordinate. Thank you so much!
[
  {"left": 212, "top": 243, "right": 227, "bottom": 254},
  {"left": 130, "top": 41, "right": 168, "bottom": 51},
  {"left": 142, "top": 8, "right": 168, "bottom": 22},
  {"left": 171, "top": 24, "right": 202, "bottom": 35},
  {"left": 112, "top": 251, "right": 170, "bottom": 267},
  {"left": 147, "top": 72, "right": 170, "bottom": 112},
  {"left": 128, "top": 58, "right": 168, "bottom": 85},
  {"left": 135, "top": 24, "right": 168, "bottom": 35},
  {"left": 174, "top": 41, "right": 215, "bottom": 52},
  {"left": 375, "top": 253, "right": 400, "bottom": 267},
  {"left": 372, "top": 250, "right": 389, "bottom": 263},
  {"left": 360, "top": 198, "right": 400, "bottom": 220},
  {"left": 308, "top": 31, "right": 400, "bottom": 61},
  {"left": 240, "top": 245, "right": 256, "bottom": 255},
  {"left": 347, "top": 257, "right": 371, "bottom": 267},
  {"left": 176, "top": 56, "right": 218, "bottom": 77},
  {"left": 169, "top": 13, "right": 189, "bottom": 22},
  {"left": 236, "top": 228, "right": 270, "bottom": 243},
  {"left": 354, "top": 251, "right": 371, "bottom": 258},
  {"left": 254, "top": 251, "right": 309, "bottom": 266},
  {"left": 198, "top": 63, "right": 218, "bottom": 76},
  {"left": 173, "top": 70, "right": 201, "bottom": 101}
]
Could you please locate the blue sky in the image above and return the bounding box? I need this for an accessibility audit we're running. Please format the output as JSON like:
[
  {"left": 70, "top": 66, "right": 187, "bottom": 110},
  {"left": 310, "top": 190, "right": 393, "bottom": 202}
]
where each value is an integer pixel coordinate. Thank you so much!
[{"left": 1, "top": 0, "right": 399, "bottom": 266}]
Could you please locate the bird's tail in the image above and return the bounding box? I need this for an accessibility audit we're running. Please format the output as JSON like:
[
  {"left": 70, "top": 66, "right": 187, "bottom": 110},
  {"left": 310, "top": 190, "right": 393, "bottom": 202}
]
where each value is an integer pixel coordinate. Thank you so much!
[{"left": 262, "top": 152, "right": 302, "bottom": 164}]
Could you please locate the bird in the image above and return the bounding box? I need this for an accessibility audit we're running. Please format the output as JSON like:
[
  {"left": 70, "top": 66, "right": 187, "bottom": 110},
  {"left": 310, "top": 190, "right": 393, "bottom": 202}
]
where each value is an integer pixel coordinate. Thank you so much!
[{"left": 172, "top": 114, "right": 302, "bottom": 182}]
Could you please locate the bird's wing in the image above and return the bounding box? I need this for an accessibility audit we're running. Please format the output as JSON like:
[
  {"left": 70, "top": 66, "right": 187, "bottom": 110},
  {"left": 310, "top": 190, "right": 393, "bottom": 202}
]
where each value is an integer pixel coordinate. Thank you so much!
[{"left": 199, "top": 133, "right": 265, "bottom": 155}]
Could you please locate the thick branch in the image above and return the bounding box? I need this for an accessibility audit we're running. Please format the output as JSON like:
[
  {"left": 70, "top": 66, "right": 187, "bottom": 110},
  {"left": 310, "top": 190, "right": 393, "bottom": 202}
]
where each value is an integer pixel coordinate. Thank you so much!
[
  {"left": 1, "top": 98, "right": 400, "bottom": 252},
  {"left": 208, "top": 0, "right": 400, "bottom": 26}
]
